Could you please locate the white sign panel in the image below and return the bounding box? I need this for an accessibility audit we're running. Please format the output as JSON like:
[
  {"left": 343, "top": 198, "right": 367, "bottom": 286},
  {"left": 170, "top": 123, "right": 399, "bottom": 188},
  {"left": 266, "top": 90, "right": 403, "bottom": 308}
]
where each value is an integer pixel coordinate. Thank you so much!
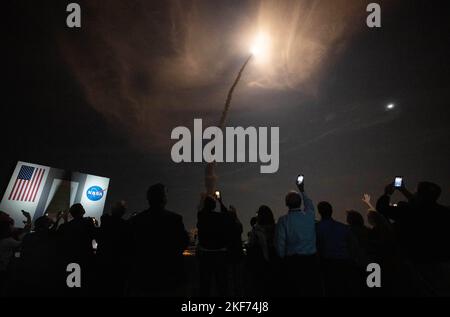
[
  {"left": 78, "top": 174, "right": 109, "bottom": 221},
  {"left": 0, "top": 161, "right": 110, "bottom": 227}
]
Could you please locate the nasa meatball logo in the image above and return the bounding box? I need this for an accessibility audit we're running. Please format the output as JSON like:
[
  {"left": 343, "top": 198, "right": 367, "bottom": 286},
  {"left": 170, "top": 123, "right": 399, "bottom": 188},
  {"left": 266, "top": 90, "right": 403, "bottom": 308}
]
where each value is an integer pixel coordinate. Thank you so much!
[{"left": 86, "top": 186, "right": 105, "bottom": 201}]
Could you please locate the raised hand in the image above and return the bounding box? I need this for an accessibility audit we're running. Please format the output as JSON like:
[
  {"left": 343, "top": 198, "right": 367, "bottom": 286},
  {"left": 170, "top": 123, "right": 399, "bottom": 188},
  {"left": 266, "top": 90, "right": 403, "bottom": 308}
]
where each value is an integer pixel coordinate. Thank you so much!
[
  {"left": 21, "top": 210, "right": 31, "bottom": 224},
  {"left": 362, "top": 194, "right": 371, "bottom": 205},
  {"left": 362, "top": 193, "right": 376, "bottom": 211},
  {"left": 21, "top": 210, "right": 32, "bottom": 230},
  {"left": 62, "top": 209, "right": 70, "bottom": 222},
  {"left": 21, "top": 210, "right": 31, "bottom": 219},
  {"left": 398, "top": 180, "right": 413, "bottom": 200}
]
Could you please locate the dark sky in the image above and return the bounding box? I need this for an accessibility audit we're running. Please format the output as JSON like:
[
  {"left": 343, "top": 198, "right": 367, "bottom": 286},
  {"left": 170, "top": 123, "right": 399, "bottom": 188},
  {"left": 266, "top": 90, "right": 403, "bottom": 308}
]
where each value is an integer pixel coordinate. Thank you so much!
[{"left": 3, "top": 0, "right": 450, "bottom": 232}]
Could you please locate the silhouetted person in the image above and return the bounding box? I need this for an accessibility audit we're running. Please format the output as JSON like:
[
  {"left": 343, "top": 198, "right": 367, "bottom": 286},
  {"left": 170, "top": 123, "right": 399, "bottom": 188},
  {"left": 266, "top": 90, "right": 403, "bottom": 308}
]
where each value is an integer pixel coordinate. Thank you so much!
[
  {"left": 58, "top": 204, "right": 96, "bottom": 263},
  {"left": 366, "top": 210, "right": 396, "bottom": 262},
  {"left": 129, "top": 183, "right": 189, "bottom": 296},
  {"left": 316, "top": 202, "right": 352, "bottom": 260},
  {"left": 197, "top": 195, "right": 233, "bottom": 296},
  {"left": 223, "top": 204, "right": 244, "bottom": 296},
  {"left": 364, "top": 191, "right": 404, "bottom": 295},
  {"left": 316, "top": 201, "right": 356, "bottom": 296},
  {"left": 249, "top": 206, "right": 276, "bottom": 264},
  {"left": 346, "top": 209, "right": 371, "bottom": 295},
  {"left": 0, "top": 210, "right": 31, "bottom": 295},
  {"left": 247, "top": 205, "right": 277, "bottom": 296},
  {"left": 275, "top": 181, "right": 321, "bottom": 296},
  {"left": 19, "top": 215, "right": 60, "bottom": 295},
  {"left": 96, "top": 201, "right": 132, "bottom": 296},
  {"left": 247, "top": 216, "right": 257, "bottom": 241},
  {"left": 0, "top": 211, "right": 18, "bottom": 294},
  {"left": 366, "top": 209, "right": 399, "bottom": 295},
  {"left": 58, "top": 203, "right": 97, "bottom": 295},
  {"left": 346, "top": 210, "right": 370, "bottom": 267},
  {"left": 377, "top": 181, "right": 450, "bottom": 262}
]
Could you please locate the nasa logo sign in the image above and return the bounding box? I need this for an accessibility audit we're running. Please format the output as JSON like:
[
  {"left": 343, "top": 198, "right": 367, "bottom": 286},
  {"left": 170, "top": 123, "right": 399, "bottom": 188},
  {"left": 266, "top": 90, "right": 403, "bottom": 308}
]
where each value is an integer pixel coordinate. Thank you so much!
[{"left": 86, "top": 186, "right": 104, "bottom": 201}]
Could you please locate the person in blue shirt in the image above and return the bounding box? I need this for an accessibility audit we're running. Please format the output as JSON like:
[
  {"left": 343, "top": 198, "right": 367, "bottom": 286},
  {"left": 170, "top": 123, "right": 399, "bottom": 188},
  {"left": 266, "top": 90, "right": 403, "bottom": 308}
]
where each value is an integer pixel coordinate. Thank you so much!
[
  {"left": 275, "top": 180, "right": 322, "bottom": 296},
  {"left": 276, "top": 191, "right": 316, "bottom": 258}
]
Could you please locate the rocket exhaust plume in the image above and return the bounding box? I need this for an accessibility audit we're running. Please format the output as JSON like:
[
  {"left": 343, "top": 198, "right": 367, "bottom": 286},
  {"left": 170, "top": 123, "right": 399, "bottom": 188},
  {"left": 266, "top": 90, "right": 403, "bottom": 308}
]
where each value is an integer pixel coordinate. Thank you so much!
[
  {"left": 205, "top": 54, "right": 253, "bottom": 195},
  {"left": 219, "top": 55, "right": 253, "bottom": 129}
]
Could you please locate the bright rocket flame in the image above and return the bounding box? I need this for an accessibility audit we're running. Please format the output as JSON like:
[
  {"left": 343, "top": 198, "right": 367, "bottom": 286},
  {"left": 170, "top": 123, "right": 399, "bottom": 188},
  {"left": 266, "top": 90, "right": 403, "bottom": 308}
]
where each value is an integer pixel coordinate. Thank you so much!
[{"left": 250, "top": 32, "right": 271, "bottom": 61}]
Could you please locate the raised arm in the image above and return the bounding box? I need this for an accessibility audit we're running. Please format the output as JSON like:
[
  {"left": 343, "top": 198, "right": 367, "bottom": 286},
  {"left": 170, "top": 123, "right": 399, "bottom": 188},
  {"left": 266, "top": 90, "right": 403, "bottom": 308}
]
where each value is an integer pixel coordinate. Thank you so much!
[
  {"left": 219, "top": 200, "right": 228, "bottom": 213},
  {"left": 302, "top": 192, "right": 314, "bottom": 213},
  {"left": 51, "top": 210, "right": 67, "bottom": 231},
  {"left": 362, "top": 194, "right": 376, "bottom": 211},
  {"left": 21, "top": 210, "right": 32, "bottom": 232},
  {"left": 399, "top": 182, "right": 414, "bottom": 201},
  {"left": 297, "top": 181, "right": 314, "bottom": 212}
]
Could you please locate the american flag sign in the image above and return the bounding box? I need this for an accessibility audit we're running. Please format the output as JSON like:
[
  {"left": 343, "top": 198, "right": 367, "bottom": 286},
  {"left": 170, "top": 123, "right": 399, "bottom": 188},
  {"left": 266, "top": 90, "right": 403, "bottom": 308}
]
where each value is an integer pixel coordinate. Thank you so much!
[{"left": 8, "top": 165, "right": 45, "bottom": 202}]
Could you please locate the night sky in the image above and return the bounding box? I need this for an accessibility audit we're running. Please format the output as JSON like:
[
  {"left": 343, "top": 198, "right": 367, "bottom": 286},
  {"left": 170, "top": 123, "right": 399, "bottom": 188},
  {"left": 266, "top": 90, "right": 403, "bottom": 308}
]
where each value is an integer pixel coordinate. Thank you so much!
[{"left": 3, "top": 0, "right": 450, "bottom": 233}]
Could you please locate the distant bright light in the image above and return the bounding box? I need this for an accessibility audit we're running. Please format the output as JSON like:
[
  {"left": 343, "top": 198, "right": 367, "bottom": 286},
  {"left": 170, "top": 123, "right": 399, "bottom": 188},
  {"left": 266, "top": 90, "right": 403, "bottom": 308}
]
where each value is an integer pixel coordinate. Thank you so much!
[
  {"left": 250, "top": 32, "right": 271, "bottom": 61},
  {"left": 386, "top": 103, "right": 395, "bottom": 110}
]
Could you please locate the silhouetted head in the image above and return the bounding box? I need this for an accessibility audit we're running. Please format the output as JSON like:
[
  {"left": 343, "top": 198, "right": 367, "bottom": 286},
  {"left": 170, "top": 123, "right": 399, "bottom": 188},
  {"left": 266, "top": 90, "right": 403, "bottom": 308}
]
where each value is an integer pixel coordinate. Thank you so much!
[
  {"left": 250, "top": 216, "right": 257, "bottom": 227},
  {"left": 34, "top": 216, "right": 53, "bottom": 232},
  {"left": 285, "top": 191, "right": 302, "bottom": 209},
  {"left": 111, "top": 200, "right": 127, "bottom": 218},
  {"left": 69, "top": 203, "right": 85, "bottom": 219},
  {"left": 147, "top": 183, "right": 167, "bottom": 208},
  {"left": 202, "top": 195, "right": 217, "bottom": 212},
  {"left": 346, "top": 210, "right": 365, "bottom": 227},
  {"left": 318, "top": 201, "right": 333, "bottom": 219},
  {"left": 0, "top": 211, "right": 13, "bottom": 226},
  {"left": 416, "top": 181, "right": 441, "bottom": 204},
  {"left": 257, "top": 205, "right": 275, "bottom": 226}
]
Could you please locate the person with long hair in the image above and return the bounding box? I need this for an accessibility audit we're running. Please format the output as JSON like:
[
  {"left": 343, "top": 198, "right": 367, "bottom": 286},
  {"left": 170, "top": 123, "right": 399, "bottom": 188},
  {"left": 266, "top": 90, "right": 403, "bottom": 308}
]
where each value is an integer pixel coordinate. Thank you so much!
[{"left": 247, "top": 205, "right": 277, "bottom": 296}]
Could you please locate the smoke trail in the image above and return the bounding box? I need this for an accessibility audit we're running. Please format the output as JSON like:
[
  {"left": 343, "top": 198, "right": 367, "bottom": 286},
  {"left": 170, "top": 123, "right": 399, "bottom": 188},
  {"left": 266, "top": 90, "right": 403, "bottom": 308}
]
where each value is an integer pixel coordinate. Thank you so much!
[
  {"left": 219, "top": 55, "right": 253, "bottom": 129},
  {"left": 205, "top": 54, "right": 253, "bottom": 195}
]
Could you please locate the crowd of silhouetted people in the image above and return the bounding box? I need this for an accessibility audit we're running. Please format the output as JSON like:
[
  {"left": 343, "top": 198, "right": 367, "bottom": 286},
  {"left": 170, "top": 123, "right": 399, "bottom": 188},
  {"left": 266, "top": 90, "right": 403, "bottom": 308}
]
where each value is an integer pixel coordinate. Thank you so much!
[{"left": 1, "top": 180, "right": 450, "bottom": 297}]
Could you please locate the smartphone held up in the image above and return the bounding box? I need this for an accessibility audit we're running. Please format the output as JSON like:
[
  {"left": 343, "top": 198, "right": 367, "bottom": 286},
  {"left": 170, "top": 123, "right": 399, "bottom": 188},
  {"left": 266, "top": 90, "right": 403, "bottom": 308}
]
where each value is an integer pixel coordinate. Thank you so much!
[
  {"left": 394, "top": 176, "right": 403, "bottom": 188},
  {"left": 296, "top": 174, "right": 304, "bottom": 186}
]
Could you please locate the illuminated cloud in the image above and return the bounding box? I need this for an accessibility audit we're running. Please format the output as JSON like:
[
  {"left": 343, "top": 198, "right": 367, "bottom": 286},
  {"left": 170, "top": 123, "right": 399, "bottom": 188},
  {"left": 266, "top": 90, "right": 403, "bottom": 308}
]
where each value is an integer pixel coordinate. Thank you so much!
[{"left": 61, "top": 0, "right": 369, "bottom": 151}]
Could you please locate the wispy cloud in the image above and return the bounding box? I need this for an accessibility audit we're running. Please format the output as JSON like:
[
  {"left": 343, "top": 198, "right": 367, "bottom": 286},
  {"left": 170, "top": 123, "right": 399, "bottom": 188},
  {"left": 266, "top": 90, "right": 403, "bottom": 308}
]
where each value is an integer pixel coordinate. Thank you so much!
[{"left": 60, "top": 0, "right": 367, "bottom": 151}]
